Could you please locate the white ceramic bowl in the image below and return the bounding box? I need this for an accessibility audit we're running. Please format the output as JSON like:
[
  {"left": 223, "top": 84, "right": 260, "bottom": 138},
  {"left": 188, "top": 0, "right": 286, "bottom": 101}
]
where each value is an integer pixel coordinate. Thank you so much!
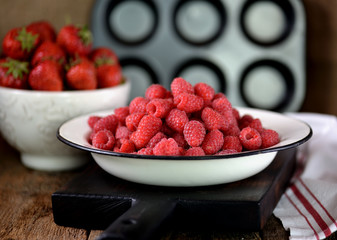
[
  {"left": 0, "top": 80, "right": 130, "bottom": 171},
  {"left": 57, "top": 107, "right": 312, "bottom": 186}
]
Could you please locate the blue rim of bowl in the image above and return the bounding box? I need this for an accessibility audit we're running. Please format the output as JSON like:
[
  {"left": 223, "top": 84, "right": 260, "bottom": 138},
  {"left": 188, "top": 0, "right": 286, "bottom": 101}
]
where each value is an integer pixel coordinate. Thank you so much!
[{"left": 57, "top": 116, "right": 312, "bottom": 161}]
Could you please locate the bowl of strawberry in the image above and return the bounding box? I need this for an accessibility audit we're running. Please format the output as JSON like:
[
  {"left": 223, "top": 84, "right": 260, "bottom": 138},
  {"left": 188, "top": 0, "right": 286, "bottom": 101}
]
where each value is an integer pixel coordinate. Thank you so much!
[
  {"left": 0, "top": 21, "right": 130, "bottom": 171},
  {"left": 57, "top": 78, "right": 312, "bottom": 186}
]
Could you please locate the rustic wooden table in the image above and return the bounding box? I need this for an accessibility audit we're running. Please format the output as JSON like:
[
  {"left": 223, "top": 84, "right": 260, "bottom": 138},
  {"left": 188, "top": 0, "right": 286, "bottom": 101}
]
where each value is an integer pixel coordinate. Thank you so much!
[{"left": 0, "top": 135, "right": 335, "bottom": 240}]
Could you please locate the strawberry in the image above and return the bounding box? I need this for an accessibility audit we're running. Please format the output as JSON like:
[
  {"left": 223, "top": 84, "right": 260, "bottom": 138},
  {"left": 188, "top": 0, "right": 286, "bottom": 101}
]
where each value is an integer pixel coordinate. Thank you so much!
[
  {"left": 56, "top": 24, "right": 93, "bottom": 57},
  {"left": 2, "top": 27, "right": 40, "bottom": 60},
  {"left": 28, "top": 60, "right": 63, "bottom": 91},
  {"left": 90, "top": 47, "right": 119, "bottom": 65},
  {"left": 96, "top": 62, "right": 122, "bottom": 88},
  {"left": 91, "top": 47, "right": 122, "bottom": 88},
  {"left": 26, "top": 21, "right": 56, "bottom": 42},
  {"left": 31, "top": 41, "right": 66, "bottom": 71},
  {"left": 0, "top": 58, "right": 29, "bottom": 89},
  {"left": 66, "top": 57, "right": 97, "bottom": 90}
]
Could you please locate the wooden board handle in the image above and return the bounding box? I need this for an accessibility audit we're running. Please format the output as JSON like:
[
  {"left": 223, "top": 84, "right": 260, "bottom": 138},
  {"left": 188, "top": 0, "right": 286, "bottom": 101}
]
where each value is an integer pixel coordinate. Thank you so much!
[{"left": 97, "top": 198, "right": 177, "bottom": 240}]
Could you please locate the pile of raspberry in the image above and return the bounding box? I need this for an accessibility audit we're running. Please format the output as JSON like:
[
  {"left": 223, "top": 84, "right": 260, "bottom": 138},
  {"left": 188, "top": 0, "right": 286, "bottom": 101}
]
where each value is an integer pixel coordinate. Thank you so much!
[{"left": 88, "top": 77, "right": 280, "bottom": 156}]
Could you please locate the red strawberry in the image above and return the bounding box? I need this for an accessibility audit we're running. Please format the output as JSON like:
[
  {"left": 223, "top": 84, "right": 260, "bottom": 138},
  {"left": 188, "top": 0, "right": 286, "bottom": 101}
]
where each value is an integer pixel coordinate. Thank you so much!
[
  {"left": 28, "top": 60, "right": 63, "bottom": 91},
  {"left": 31, "top": 41, "right": 66, "bottom": 69},
  {"left": 2, "top": 27, "right": 40, "bottom": 60},
  {"left": 90, "top": 47, "right": 119, "bottom": 65},
  {"left": 26, "top": 21, "right": 56, "bottom": 42},
  {"left": 0, "top": 58, "right": 29, "bottom": 89},
  {"left": 96, "top": 63, "right": 122, "bottom": 88},
  {"left": 90, "top": 47, "right": 122, "bottom": 88},
  {"left": 57, "top": 24, "right": 93, "bottom": 57},
  {"left": 66, "top": 57, "right": 97, "bottom": 90}
]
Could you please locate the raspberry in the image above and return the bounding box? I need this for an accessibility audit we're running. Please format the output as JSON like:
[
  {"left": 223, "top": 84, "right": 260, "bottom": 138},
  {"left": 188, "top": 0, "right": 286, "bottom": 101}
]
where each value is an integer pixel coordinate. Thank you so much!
[
  {"left": 172, "top": 132, "right": 187, "bottom": 148},
  {"left": 165, "top": 108, "right": 189, "bottom": 133},
  {"left": 249, "top": 118, "right": 263, "bottom": 133},
  {"left": 93, "top": 114, "right": 118, "bottom": 134},
  {"left": 92, "top": 130, "right": 115, "bottom": 150},
  {"left": 113, "top": 146, "right": 120, "bottom": 152},
  {"left": 125, "top": 112, "right": 146, "bottom": 132},
  {"left": 223, "top": 120, "right": 241, "bottom": 137},
  {"left": 87, "top": 78, "right": 281, "bottom": 156},
  {"left": 153, "top": 138, "right": 180, "bottom": 156},
  {"left": 115, "top": 139, "right": 135, "bottom": 153},
  {"left": 170, "top": 77, "right": 194, "bottom": 98},
  {"left": 202, "top": 129, "right": 224, "bottom": 155},
  {"left": 161, "top": 122, "right": 176, "bottom": 136},
  {"left": 223, "top": 124, "right": 240, "bottom": 137},
  {"left": 130, "top": 115, "right": 162, "bottom": 149},
  {"left": 212, "top": 95, "right": 232, "bottom": 114},
  {"left": 213, "top": 92, "right": 226, "bottom": 99},
  {"left": 223, "top": 135, "right": 242, "bottom": 152},
  {"left": 190, "top": 109, "right": 202, "bottom": 120},
  {"left": 194, "top": 82, "right": 215, "bottom": 101},
  {"left": 261, "top": 129, "right": 280, "bottom": 148},
  {"left": 219, "top": 109, "right": 236, "bottom": 132},
  {"left": 146, "top": 98, "right": 173, "bottom": 118},
  {"left": 183, "top": 120, "right": 206, "bottom": 147},
  {"left": 232, "top": 108, "right": 240, "bottom": 121},
  {"left": 88, "top": 116, "right": 101, "bottom": 129},
  {"left": 145, "top": 84, "right": 168, "bottom": 99},
  {"left": 239, "top": 127, "right": 262, "bottom": 150},
  {"left": 88, "top": 131, "right": 95, "bottom": 144},
  {"left": 185, "top": 147, "right": 205, "bottom": 156},
  {"left": 114, "top": 106, "right": 129, "bottom": 125},
  {"left": 239, "top": 114, "right": 254, "bottom": 130},
  {"left": 137, "top": 147, "right": 153, "bottom": 155},
  {"left": 174, "top": 93, "right": 204, "bottom": 113},
  {"left": 201, "top": 107, "right": 227, "bottom": 131},
  {"left": 178, "top": 147, "right": 186, "bottom": 155},
  {"left": 216, "top": 149, "right": 237, "bottom": 155},
  {"left": 129, "top": 97, "right": 149, "bottom": 114},
  {"left": 203, "top": 99, "right": 213, "bottom": 108},
  {"left": 147, "top": 132, "right": 166, "bottom": 148},
  {"left": 115, "top": 125, "right": 131, "bottom": 140}
]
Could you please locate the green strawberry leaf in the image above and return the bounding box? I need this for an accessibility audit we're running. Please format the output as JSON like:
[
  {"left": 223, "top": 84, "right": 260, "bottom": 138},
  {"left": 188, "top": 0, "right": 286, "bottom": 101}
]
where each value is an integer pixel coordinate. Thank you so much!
[
  {"left": 1, "top": 58, "right": 29, "bottom": 79},
  {"left": 94, "top": 57, "right": 115, "bottom": 67},
  {"left": 65, "top": 55, "right": 82, "bottom": 71},
  {"left": 78, "top": 25, "right": 92, "bottom": 46},
  {"left": 16, "top": 27, "right": 39, "bottom": 53}
]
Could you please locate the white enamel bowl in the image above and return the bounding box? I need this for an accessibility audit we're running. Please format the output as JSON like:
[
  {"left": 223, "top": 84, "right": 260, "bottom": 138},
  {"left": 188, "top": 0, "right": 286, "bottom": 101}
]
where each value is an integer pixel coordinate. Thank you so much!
[
  {"left": 57, "top": 107, "right": 312, "bottom": 186},
  {"left": 0, "top": 80, "right": 130, "bottom": 171}
]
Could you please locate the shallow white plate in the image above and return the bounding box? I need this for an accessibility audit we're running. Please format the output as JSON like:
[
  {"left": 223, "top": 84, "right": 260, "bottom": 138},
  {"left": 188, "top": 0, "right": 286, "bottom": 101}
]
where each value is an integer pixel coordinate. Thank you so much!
[{"left": 57, "top": 107, "right": 312, "bottom": 187}]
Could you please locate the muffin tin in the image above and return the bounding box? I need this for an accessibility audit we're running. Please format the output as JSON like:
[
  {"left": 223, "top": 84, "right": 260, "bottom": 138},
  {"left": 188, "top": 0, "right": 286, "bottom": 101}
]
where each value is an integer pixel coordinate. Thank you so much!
[{"left": 91, "top": 0, "right": 305, "bottom": 112}]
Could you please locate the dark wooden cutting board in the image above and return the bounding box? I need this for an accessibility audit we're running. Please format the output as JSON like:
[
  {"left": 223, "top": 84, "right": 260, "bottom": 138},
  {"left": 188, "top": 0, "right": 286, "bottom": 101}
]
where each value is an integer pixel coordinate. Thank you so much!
[{"left": 52, "top": 148, "right": 296, "bottom": 240}]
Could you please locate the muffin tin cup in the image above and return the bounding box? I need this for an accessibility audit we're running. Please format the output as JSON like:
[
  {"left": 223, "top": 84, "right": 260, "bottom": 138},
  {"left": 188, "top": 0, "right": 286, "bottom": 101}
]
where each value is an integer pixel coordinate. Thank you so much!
[{"left": 91, "top": 0, "right": 305, "bottom": 112}]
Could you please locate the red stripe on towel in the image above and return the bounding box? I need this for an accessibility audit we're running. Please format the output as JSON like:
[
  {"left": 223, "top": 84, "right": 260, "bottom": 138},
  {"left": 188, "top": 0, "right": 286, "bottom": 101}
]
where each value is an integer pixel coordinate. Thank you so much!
[
  {"left": 299, "top": 178, "right": 337, "bottom": 228},
  {"left": 285, "top": 192, "right": 319, "bottom": 240},
  {"left": 291, "top": 184, "right": 331, "bottom": 237}
]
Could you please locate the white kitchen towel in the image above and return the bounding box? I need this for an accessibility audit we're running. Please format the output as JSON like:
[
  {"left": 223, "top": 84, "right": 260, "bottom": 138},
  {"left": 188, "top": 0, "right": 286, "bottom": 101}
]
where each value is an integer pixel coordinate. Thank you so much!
[{"left": 274, "top": 113, "right": 337, "bottom": 240}]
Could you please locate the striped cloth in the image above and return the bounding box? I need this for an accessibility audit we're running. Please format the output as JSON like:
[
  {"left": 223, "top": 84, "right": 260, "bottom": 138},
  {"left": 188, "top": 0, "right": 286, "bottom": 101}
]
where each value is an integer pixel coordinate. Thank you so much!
[{"left": 274, "top": 113, "right": 337, "bottom": 240}]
